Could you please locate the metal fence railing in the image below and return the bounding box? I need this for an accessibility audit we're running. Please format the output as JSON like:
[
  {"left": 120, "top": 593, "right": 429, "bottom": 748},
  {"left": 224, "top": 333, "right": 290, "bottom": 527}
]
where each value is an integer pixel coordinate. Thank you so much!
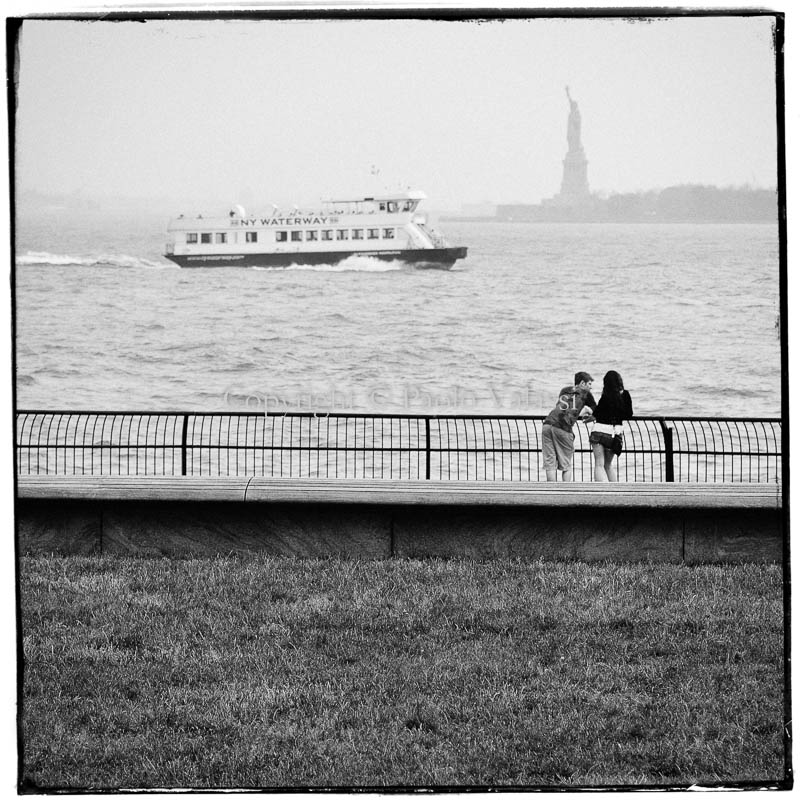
[{"left": 15, "top": 411, "right": 782, "bottom": 483}]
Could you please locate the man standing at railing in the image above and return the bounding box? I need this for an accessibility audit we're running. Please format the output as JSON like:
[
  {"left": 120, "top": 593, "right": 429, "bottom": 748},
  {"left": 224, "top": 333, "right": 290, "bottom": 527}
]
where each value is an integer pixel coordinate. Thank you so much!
[{"left": 542, "top": 371, "right": 597, "bottom": 482}]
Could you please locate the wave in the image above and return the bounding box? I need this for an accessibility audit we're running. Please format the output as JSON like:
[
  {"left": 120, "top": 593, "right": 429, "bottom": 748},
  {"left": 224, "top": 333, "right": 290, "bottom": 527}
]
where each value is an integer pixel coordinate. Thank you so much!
[
  {"left": 684, "top": 383, "right": 769, "bottom": 400},
  {"left": 16, "top": 251, "right": 175, "bottom": 269},
  {"left": 221, "top": 360, "right": 263, "bottom": 373},
  {"left": 728, "top": 387, "right": 773, "bottom": 400},
  {"left": 252, "top": 255, "right": 405, "bottom": 273},
  {"left": 153, "top": 344, "right": 222, "bottom": 360},
  {"left": 129, "top": 353, "right": 180, "bottom": 365},
  {"left": 35, "top": 366, "right": 85, "bottom": 377},
  {"left": 665, "top": 295, "right": 710, "bottom": 307}
]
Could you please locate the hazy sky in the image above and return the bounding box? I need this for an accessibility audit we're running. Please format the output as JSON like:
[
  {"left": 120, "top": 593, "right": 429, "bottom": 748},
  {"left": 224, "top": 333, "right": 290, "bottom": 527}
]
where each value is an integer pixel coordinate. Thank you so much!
[{"left": 14, "top": 12, "right": 779, "bottom": 210}]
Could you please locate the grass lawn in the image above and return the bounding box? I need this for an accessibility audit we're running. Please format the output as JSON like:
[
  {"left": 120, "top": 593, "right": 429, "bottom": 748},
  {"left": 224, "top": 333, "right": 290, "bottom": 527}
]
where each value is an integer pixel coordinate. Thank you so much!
[{"left": 18, "top": 555, "right": 787, "bottom": 790}]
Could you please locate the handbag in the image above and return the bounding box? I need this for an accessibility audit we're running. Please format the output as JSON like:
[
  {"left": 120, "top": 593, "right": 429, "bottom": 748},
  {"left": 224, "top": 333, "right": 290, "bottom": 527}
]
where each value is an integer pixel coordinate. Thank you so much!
[{"left": 590, "top": 430, "right": 623, "bottom": 456}]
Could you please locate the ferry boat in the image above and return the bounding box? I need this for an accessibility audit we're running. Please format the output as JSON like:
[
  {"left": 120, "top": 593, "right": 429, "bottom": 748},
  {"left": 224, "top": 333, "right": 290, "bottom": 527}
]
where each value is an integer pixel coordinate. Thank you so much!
[{"left": 164, "top": 190, "right": 467, "bottom": 269}]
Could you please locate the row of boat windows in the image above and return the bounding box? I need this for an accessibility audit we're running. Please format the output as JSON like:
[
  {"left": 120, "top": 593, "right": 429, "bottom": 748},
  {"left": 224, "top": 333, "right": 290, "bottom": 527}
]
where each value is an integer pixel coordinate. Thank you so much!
[
  {"left": 185, "top": 228, "right": 398, "bottom": 244},
  {"left": 379, "top": 200, "right": 417, "bottom": 212},
  {"left": 327, "top": 200, "right": 418, "bottom": 213}
]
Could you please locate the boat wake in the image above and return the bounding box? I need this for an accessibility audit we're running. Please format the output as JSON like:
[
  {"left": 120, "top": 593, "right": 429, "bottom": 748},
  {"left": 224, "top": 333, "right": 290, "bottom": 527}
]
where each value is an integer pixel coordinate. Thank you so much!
[
  {"left": 253, "top": 255, "right": 406, "bottom": 273},
  {"left": 17, "top": 251, "right": 176, "bottom": 269}
]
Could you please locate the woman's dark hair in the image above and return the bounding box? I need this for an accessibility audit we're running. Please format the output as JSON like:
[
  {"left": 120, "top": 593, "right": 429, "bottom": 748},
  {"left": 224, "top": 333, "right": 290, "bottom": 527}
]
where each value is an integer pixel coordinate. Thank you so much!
[
  {"left": 603, "top": 370, "right": 624, "bottom": 394},
  {"left": 597, "top": 370, "right": 627, "bottom": 421}
]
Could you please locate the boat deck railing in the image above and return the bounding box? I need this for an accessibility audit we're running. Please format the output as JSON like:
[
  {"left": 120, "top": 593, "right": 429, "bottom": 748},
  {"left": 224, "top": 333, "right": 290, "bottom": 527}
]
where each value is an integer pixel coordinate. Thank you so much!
[
  {"left": 416, "top": 224, "right": 448, "bottom": 248},
  {"left": 15, "top": 411, "right": 783, "bottom": 483}
]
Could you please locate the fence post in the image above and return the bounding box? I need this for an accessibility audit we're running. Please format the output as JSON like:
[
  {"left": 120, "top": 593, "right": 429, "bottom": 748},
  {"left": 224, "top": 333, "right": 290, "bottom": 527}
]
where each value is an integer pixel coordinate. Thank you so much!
[
  {"left": 425, "top": 418, "right": 431, "bottom": 480},
  {"left": 180, "top": 414, "right": 189, "bottom": 476},
  {"left": 659, "top": 419, "right": 675, "bottom": 482}
]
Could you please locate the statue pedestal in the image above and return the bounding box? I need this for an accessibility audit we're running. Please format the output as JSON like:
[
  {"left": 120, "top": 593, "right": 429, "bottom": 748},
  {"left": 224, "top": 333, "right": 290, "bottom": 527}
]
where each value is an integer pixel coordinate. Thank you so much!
[{"left": 560, "top": 147, "right": 590, "bottom": 199}]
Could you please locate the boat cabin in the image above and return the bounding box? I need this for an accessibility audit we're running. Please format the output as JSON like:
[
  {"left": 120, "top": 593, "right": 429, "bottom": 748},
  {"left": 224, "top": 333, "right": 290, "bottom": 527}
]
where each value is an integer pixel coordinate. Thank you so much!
[{"left": 319, "top": 190, "right": 425, "bottom": 217}]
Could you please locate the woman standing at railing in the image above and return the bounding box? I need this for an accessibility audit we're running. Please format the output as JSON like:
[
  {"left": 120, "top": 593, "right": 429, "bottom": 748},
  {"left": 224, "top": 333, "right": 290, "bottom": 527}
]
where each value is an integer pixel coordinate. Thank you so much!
[{"left": 590, "top": 370, "right": 633, "bottom": 482}]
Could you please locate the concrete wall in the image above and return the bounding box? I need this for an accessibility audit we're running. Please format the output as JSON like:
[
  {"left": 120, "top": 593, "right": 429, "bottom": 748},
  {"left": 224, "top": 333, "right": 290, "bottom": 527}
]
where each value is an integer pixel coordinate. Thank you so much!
[{"left": 17, "top": 496, "right": 783, "bottom": 564}]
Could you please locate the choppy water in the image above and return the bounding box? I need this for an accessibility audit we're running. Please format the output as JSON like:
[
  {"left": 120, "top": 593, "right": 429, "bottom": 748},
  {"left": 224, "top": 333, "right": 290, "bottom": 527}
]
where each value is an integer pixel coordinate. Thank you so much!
[{"left": 14, "top": 207, "right": 781, "bottom": 416}]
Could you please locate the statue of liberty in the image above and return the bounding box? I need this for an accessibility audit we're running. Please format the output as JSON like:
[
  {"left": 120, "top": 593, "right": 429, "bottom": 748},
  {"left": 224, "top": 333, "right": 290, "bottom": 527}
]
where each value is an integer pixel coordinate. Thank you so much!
[
  {"left": 565, "top": 86, "right": 581, "bottom": 152},
  {"left": 554, "top": 85, "right": 590, "bottom": 202}
]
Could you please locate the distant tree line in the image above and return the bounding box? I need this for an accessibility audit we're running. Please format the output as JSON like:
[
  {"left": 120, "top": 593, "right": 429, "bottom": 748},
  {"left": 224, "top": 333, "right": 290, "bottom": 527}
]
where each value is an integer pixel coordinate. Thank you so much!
[{"left": 496, "top": 184, "right": 778, "bottom": 223}]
